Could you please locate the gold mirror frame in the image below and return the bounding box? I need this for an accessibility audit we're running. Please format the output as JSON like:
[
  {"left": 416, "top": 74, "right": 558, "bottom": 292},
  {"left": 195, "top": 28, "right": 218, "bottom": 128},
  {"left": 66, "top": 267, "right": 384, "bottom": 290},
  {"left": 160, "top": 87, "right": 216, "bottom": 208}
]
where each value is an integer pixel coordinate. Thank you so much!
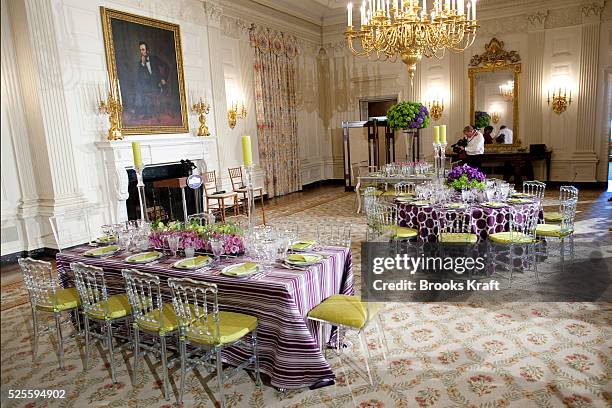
[{"left": 468, "top": 38, "right": 522, "bottom": 151}]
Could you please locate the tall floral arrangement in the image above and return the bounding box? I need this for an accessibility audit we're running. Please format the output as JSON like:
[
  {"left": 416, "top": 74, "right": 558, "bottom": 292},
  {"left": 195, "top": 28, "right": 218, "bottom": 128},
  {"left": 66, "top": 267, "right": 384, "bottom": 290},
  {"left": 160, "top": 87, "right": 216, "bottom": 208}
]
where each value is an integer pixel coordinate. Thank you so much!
[
  {"left": 474, "top": 111, "right": 491, "bottom": 129},
  {"left": 387, "top": 101, "right": 430, "bottom": 130},
  {"left": 447, "top": 164, "right": 486, "bottom": 191},
  {"left": 149, "top": 219, "right": 245, "bottom": 255}
]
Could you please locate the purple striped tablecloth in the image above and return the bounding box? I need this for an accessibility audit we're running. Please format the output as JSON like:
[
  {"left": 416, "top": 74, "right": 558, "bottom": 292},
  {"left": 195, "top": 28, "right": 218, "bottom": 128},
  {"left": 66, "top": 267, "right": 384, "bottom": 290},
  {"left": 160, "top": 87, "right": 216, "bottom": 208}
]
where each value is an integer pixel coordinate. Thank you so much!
[
  {"left": 397, "top": 201, "right": 543, "bottom": 242},
  {"left": 56, "top": 246, "right": 353, "bottom": 389}
]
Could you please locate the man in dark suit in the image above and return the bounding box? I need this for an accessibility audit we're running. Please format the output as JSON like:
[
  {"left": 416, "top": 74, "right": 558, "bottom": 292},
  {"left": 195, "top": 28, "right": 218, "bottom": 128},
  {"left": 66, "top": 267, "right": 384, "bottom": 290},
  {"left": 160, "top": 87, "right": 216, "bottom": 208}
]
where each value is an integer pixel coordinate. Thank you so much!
[{"left": 135, "top": 41, "right": 169, "bottom": 119}]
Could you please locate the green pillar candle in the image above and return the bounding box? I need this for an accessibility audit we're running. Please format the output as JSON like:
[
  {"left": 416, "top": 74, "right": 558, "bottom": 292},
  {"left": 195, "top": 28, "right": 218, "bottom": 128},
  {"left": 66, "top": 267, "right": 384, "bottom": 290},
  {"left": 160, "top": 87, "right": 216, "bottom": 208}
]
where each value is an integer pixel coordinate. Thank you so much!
[
  {"left": 132, "top": 141, "right": 143, "bottom": 169},
  {"left": 433, "top": 126, "right": 440, "bottom": 144},
  {"left": 242, "top": 135, "right": 253, "bottom": 166},
  {"left": 440, "top": 125, "right": 447, "bottom": 144}
]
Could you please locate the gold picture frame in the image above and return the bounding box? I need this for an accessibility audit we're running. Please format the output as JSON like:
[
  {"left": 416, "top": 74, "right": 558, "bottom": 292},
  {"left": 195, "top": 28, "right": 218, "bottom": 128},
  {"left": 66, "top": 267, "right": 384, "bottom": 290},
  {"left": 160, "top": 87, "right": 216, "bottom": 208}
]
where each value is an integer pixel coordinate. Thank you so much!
[
  {"left": 468, "top": 38, "right": 522, "bottom": 151},
  {"left": 100, "top": 7, "right": 189, "bottom": 135}
]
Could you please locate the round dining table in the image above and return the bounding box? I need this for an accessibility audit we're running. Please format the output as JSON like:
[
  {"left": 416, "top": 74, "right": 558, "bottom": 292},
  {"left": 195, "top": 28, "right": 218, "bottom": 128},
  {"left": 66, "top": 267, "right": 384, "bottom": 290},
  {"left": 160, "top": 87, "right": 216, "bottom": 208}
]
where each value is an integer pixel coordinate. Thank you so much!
[{"left": 397, "top": 199, "right": 543, "bottom": 242}]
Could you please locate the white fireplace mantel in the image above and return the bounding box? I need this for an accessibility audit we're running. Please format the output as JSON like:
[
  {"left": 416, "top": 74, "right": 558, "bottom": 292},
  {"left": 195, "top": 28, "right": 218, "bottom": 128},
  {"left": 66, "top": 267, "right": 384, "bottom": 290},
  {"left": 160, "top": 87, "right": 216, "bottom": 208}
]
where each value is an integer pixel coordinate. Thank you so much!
[{"left": 95, "top": 136, "right": 218, "bottom": 222}]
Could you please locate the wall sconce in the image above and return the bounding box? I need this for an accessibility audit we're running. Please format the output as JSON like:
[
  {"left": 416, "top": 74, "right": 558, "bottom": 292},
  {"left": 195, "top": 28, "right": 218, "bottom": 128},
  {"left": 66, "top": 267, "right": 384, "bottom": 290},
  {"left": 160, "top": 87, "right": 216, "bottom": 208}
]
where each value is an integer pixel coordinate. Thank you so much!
[
  {"left": 491, "top": 111, "right": 500, "bottom": 124},
  {"left": 228, "top": 101, "right": 247, "bottom": 129},
  {"left": 547, "top": 87, "right": 572, "bottom": 115},
  {"left": 499, "top": 81, "right": 514, "bottom": 101},
  {"left": 426, "top": 99, "right": 444, "bottom": 121}
]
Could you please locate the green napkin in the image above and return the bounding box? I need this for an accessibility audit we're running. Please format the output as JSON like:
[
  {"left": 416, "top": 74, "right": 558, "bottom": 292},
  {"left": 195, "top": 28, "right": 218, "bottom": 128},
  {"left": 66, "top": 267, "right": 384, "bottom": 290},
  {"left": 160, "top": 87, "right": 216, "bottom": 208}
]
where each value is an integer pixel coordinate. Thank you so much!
[
  {"left": 446, "top": 203, "right": 467, "bottom": 209},
  {"left": 512, "top": 193, "right": 532, "bottom": 198},
  {"left": 175, "top": 256, "right": 211, "bottom": 269},
  {"left": 412, "top": 200, "right": 431, "bottom": 206},
  {"left": 397, "top": 192, "right": 415, "bottom": 197},
  {"left": 84, "top": 245, "right": 119, "bottom": 256},
  {"left": 507, "top": 198, "right": 532, "bottom": 204},
  {"left": 287, "top": 254, "right": 321, "bottom": 263},
  {"left": 291, "top": 240, "right": 316, "bottom": 250},
  {"left": 97, "top": 235, "right": 116, "bottom": 243},
  {"left": 127, "top": 251, "right": 161, "bottom": 263},
  {"left": 483, "top": 202, "right": 506, "bottom": 208},
  {"left": 224, "top": 262, "right": 258, "bottom": 276}
]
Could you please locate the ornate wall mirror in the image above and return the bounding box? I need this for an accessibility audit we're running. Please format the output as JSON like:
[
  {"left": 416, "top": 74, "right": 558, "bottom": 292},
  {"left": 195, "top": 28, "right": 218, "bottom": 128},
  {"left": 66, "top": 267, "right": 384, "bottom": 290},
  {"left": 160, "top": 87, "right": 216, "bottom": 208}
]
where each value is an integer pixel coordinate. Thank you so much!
[{"left": 468, "top": 38, "right": 521, "bottom": 150}]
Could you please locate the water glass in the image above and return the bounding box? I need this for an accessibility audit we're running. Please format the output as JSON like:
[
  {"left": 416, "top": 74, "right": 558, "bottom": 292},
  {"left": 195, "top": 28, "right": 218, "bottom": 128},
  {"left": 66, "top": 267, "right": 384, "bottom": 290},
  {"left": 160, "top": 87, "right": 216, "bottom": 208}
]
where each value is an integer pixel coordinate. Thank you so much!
[
  {"left": 118, "top": 230, "right": 131, "bottom": 251},
  {"left": 184, "top": 241, "right": 195, "bottom": 258},
  {"left": 167, "top": 235, "right": 180, "bottom": 258},
  {"left": 210, "top": 237, "right": 224, "bottom": 263}
]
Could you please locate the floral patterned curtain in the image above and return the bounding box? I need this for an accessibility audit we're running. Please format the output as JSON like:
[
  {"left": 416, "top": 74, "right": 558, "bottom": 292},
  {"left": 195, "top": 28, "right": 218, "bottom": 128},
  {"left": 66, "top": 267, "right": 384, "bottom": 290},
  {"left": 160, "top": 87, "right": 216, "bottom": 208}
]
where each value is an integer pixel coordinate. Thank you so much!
[{"left": 249, "top": 25, "right": 301, "bottom": 198}]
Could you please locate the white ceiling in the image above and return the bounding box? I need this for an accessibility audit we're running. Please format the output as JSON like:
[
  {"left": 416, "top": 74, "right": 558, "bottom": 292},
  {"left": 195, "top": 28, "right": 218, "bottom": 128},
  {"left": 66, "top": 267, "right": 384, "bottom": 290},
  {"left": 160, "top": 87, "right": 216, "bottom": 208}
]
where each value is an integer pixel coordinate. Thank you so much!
[{"left": 249, "top": 0, "right": 586, "bottom": 27}]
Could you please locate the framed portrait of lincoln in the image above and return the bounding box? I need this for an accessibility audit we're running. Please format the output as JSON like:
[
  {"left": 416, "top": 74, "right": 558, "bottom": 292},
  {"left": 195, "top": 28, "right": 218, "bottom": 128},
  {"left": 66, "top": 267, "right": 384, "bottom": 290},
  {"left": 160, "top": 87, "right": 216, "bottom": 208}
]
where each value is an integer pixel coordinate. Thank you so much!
[{"left": 100, "top": 7, "right": 189, "bottom": 135}]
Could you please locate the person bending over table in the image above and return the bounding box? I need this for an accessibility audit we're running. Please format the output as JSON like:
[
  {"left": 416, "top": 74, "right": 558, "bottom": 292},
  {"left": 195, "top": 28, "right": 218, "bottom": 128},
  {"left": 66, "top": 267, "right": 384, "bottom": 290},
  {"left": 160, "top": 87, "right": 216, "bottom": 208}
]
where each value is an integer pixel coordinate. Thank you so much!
[{"left": 454, "top": 126, "right": 484, "bottom": 169}]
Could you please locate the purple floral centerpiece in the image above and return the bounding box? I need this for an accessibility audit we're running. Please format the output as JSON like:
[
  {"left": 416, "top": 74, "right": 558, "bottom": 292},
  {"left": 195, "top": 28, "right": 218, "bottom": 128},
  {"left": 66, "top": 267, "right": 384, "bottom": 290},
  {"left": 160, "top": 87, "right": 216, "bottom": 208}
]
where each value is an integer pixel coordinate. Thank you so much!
[
  {"left": 149, "top": 219, "right": 245, "bottom": 255},
  {"left": 386, "top": 101, "right": 431, "bottom": 130},
  {"left": 447, "top": 164, "right": 486, "bottom": 191}
]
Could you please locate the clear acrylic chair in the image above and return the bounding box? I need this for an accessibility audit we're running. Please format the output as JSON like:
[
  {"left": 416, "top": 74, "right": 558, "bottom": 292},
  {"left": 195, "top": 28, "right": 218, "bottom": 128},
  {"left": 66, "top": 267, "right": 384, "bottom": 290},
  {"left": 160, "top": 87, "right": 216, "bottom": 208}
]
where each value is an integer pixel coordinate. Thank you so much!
[
  {"left": 122, "top": 269, "right": 178, "bottom": 400},
  {"left": 436, "top": 207, "right": 479, "bottom": 276},
  {"left": 71, "top": 262, "right": 132, "bottom": 383},
  {"left": 486, "top": 204, "right": 541, "bottom": 285},
  {"left": 49, "top": 209, "right": 94, "bottom": 252},
  {"left": 18, "top": 258, "right": 81, "bottom": 370},
  {"left": 168, "top": 277, "right": 261, "bottom": 407},
  {"left": 536, "top": 198, "right": 578, "bottom": 271},
  {"left": 366, "top": 201, "right": 418, "bottom": 242},
  {"left": 307, "top": 295, "right": 387, "bottom": 386},
  {"left": 522, "top": 180, "right": 546, "bottom": 200},
  {"left": 316, "top": 222, "right": 352, "bottom": 247},
  {"left": 187, "top": 212, "right": 216, "bottom": 226},
  {"left": 394, "top": 181, "right": 416, "bottom": 196},
  {"left": 544, "top": 185, "right": 579, "bottom": 223}
]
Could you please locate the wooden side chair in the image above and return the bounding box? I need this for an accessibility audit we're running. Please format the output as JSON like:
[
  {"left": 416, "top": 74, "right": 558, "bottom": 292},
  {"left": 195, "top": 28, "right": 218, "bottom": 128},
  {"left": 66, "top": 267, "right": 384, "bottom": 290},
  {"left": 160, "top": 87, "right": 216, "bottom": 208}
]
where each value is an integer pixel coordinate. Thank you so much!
[
  {"left": 227, "top": 167, "right": 266, "bottom": 224},
  {"left": 203, "top": 170, "right": 239, "bottom": 222}
]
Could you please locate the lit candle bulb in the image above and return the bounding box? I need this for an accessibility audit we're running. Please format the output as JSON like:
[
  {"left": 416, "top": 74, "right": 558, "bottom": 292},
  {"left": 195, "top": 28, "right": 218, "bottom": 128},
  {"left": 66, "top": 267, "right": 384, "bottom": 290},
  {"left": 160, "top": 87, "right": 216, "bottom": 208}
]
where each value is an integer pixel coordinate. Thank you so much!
[
  {"left": 348, "top": 2, "right": 353, "bottom": 26},
  {"left": 423, "top": 0, "right": 427, "bottom": 12},
  {"left": 467, "top": 1, "right": 471, "bottom": 19},
  {"left": 458, "top": 0, "right": 464, "bottom": 15},
  {"left": 471, "top": 0, "right": 476, "bottom": 19}
]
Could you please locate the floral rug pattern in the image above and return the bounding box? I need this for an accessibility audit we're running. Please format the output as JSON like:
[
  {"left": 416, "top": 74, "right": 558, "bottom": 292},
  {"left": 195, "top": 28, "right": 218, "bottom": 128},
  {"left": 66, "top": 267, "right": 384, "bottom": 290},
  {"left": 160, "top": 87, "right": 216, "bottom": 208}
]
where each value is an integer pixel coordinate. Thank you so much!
[{"left": 1, "top": 192, "right": 611, "bottom": 407}]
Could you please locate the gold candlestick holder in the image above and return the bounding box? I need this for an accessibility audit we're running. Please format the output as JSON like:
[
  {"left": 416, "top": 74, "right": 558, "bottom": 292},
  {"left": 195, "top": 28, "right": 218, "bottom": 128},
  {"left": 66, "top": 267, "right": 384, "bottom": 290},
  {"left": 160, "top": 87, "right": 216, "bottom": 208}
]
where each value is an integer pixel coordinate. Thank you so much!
[
  {"left": 99, "top": 90, "right": 123, "bottom": 141},
  {"left": 192, "top": 99, "right": 211, "bottom": 136}
]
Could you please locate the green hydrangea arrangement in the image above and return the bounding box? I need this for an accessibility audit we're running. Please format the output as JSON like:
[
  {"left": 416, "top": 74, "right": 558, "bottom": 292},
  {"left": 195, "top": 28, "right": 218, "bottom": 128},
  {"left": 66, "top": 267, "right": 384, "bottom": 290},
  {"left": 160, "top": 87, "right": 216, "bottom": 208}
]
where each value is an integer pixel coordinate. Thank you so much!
[
  {"left": 386, "top": 101, "right": 430, "bottom": 130},
  {"left": 474, "top": 111, "right": 491, "bottom": 129}
]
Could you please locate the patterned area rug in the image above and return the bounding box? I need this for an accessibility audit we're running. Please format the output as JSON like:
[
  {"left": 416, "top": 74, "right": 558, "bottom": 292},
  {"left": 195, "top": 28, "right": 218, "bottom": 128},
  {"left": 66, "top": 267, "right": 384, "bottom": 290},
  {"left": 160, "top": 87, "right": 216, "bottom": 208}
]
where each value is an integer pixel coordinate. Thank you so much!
[{"left": 1, "top": 192, "right": 611, "bottom": 408}]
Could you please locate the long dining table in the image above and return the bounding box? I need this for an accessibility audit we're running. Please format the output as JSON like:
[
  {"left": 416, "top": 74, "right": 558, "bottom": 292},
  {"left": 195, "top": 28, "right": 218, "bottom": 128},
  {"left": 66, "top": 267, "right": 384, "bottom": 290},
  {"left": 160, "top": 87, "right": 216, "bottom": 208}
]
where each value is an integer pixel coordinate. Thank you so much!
[{"left": 56, "top": 245, "right": 353, "bottom": 390}]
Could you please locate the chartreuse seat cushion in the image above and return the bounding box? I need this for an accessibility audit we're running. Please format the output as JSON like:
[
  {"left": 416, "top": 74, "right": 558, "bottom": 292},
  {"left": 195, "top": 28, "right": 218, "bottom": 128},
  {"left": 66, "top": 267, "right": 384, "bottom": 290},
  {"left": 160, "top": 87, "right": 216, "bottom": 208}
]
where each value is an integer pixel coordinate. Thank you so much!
[
  {"left": 136, "top": 303, "right": 181, "bottom": 335},
  {"left": 87, "top": 293, "right": 132, "bottom": 320},
  {"left": 361, "top": 189, "right": 383, "bottom": 196},
  {"left": 308, "top": 294, "right": 382, "bottom": 330},
  {"left": 488, "top": 231, "right": 535, "bottom": 244},
  {"left": 385, "top": 226, "right": 418, "bottom": 239},
  {"left": 36, "top": 287, "right": 80, "bottom": 312},
  {"left": 381, "top": 190, "right": 396, "bottom": 196},
  {"left": 543, "top": 211, "right": 562, "bottom": 222},
  {"left": 439, "top": 232, "right": 478, "bottom": 244},
  {"left": 535, "top": 224, "right": 573, "bottom": 238},
  {"left": 187, "top": 311, "right": 257, "bottom": 346}
]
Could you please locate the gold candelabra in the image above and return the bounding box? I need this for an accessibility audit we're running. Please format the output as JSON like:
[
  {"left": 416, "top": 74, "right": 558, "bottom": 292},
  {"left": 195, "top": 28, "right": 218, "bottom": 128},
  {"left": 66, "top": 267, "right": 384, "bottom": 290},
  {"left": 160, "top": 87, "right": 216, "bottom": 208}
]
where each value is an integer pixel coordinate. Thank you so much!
[
  {"left": 427, "top": 99, "right": 444, "bottom": 121},
  {"left": 345, "top": 0, "right": 478, "bottom": 83},
  {"left": 228, "top": 101, "right": 247, "bottom": 129},
  {"left": 98, "top": 81, "right": 123, "bottom": 141},
  {"left": 191, "top": 98, "right": 211, "bottom": 136},
  {"left": 547, "top": 88, "right": 572, "bottom": 115}
]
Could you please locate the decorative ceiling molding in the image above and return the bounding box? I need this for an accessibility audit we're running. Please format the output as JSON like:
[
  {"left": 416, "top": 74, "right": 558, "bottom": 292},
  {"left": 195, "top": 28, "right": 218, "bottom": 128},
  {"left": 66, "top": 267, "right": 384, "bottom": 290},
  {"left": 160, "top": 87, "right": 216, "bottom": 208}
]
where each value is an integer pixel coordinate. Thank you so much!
[
  {"left": 220, "top": 14, "right": 250, "bottom": 39},
  {"left": 203, "top": 0, "right": 223, "bottom": 26}
]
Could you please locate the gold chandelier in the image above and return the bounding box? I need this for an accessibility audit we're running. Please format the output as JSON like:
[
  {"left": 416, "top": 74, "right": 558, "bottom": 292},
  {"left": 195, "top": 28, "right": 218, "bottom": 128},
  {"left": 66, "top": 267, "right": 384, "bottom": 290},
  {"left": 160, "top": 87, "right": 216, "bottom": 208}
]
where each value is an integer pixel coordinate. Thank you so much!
[
  {"left": 499, "top": 81, "right": 514, "bottom": 101},
  {"left": 345, "top": 0, "right": 478, "bottom": 82}
]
